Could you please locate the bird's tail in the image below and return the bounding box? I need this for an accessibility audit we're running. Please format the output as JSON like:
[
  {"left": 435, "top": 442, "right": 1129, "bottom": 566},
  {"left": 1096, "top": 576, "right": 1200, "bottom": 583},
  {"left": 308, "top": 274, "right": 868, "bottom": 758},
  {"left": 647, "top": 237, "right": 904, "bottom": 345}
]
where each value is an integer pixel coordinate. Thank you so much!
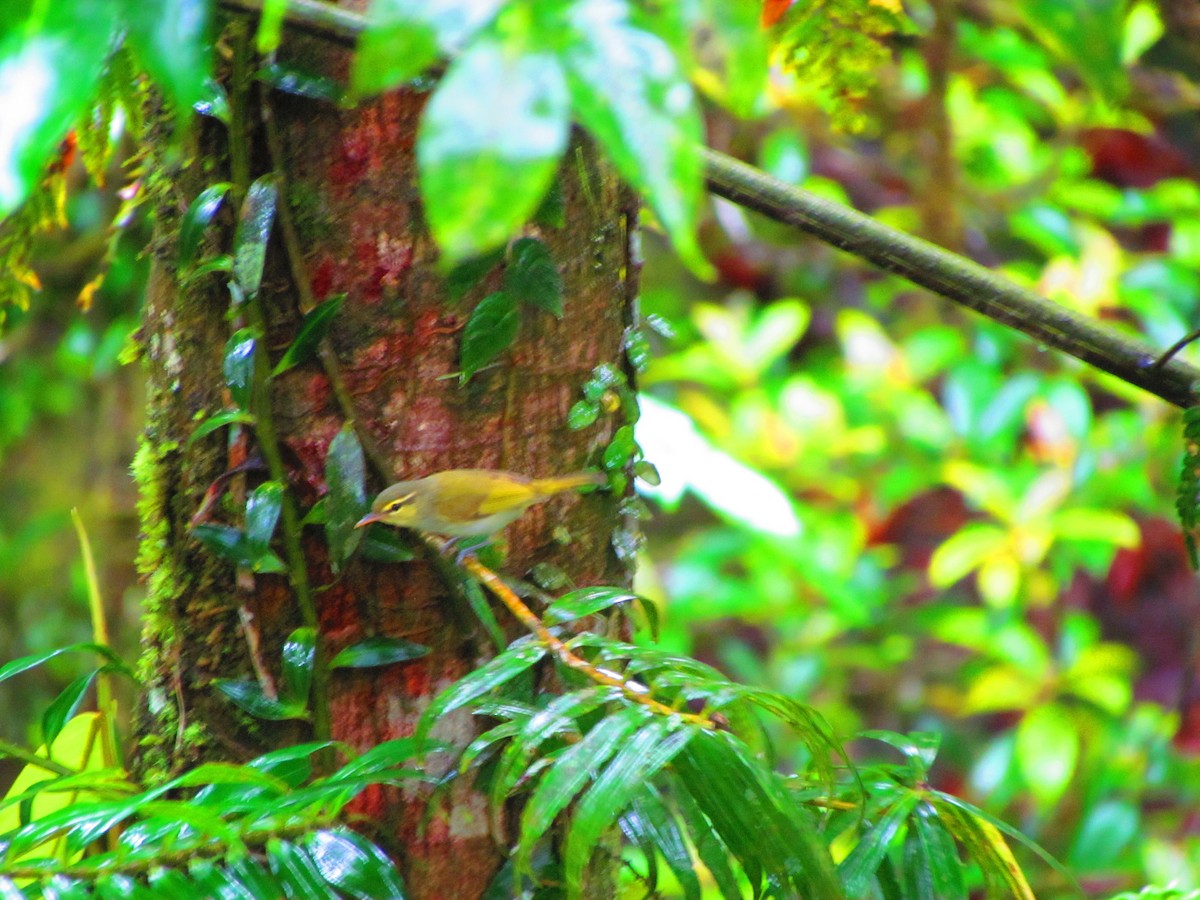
[{"left": 531, "top": 470, "right": 607, "bottom": 497}]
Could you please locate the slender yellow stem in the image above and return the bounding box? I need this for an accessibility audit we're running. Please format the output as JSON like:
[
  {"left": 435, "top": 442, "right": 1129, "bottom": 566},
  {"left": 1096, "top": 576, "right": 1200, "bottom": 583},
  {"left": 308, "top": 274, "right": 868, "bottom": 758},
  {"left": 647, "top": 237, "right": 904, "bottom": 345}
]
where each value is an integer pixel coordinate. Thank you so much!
[
  {"left": 461, "top": 557, "right": 713, "bottom": 729},
  {"left": 69, "top": 509, "right": 120, "bottom": 770}
]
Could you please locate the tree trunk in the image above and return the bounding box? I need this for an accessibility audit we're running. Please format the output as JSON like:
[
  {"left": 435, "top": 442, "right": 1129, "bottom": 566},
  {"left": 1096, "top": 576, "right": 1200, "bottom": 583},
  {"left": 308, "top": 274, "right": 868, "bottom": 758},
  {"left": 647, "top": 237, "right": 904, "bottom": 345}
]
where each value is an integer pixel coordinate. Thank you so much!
[{"left": 132, "top": 20, "right": 635, "bottom": 898}]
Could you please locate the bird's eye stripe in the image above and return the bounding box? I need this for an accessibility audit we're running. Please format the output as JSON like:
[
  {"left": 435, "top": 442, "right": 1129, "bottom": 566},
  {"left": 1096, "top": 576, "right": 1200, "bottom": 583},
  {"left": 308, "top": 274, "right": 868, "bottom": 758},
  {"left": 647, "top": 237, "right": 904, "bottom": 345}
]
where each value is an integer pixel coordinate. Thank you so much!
[{"left": 383, "top": 493, "right": 416, "bottom": 513}]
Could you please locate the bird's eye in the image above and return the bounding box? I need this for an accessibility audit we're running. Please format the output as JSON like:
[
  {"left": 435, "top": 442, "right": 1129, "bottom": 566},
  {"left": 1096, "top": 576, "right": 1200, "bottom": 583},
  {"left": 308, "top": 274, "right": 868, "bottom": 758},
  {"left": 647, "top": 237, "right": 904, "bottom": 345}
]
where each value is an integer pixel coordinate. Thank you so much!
[{"left": 383, "top": 493, "right": 414, "bottom": 513}]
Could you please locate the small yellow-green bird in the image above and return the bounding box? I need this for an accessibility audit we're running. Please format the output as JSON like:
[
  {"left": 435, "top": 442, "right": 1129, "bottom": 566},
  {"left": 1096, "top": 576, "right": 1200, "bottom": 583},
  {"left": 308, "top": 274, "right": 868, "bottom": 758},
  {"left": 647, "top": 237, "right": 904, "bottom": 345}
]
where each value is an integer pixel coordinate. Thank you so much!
[{"left": 354, "top": 468, "right": 605, "bottom": 538}]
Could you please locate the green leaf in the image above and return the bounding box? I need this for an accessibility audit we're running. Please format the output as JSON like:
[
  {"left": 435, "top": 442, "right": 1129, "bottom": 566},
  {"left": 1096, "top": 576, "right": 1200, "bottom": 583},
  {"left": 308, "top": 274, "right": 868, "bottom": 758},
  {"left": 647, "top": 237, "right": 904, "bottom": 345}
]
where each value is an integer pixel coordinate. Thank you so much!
[
  {"left": 123, "top": 0, "right": 211, "bottom": 114},
  {"left": 1016, "top": 0, "right": 1126, "bottom": 101},
  {"left": 674, "top": 730, "right": 842, "bottom": 897},
  {"left": 417, "top": 642, "right": 547, "bottom": 746},
  {"left": 233, "top": 175, "right": 278, "bottom": 300},
  {"left": 305, "top": 829, "right": 408, "bottom": 899},
  {"left": 256, "top": 0, "right": 287, "bottom": 53},
  {"left": 911, "top": 803, "right": 967, "bottom": 899},
  {"left": 267, "top": 838, "right": 331, "bottom": 896},
  {"left": 223, "top": 327, "right": 258, "bottom": 411},
  {"left": 445, "top": 248, "right": 504, "bottom": 301},
  {"left": 602, "top": 424, "right": 638, "bottom": 470},
  {"left": 567, "top": 400, "right": 599, "bottom": 430},
  {"left": 42, "top": 673, "right": 96, "bottom": 750},
  {"left": 178, "top": 183, "right": 231, "bottom": 270},
  {"left": 671, "top": 775, "right": 742, "bottom": 900},
  {"left": 245, "top": 481, "right": 284, "bottom": 552},
  {"left": 187, "top": 408, "right": 255, "bottom": 445},
  {"left": 560, "top": 0, "right": 709, "bottom": 275},
  {"left": 505, "top": 238, "right": 563, "bottom": 318},
  {"left": 626, "top": 789, "right": 702, "bottom": 900},
  {"left": 517, "top": 705, "right": 652, "bottom": 874},
  {"left": 352, "top": 0, "right": 504, "bottom": 97},
  {"left": 928, "top": 523, "right": 1007, "bottom": 588},
  {"left": 273, "top": 294, "right": 346, "bottom": 376},
  {"left": 839, "top": 795, "right": 919, "bottom": 895},
  {"left": 0, "top": 4, "right": 119, "bottom": 215},
  {"left": 330, "top": 637, "right": 430, "bottom": 669},
  {"left": 0, "top": 643, "right": 126, "bottom": 686},
  {"left": 491, "top": 687, "right": 620, "bottom": 807},
  {"left": 698, "top": 0, "right": 768, "bottom": 116},
  {"left": 325, "top": 424, "right": 367, "bottom": 572},
  {"left": 282, "top": 627, "right": 316, "bottom": 705},
  {"left": 191, "top": 524, "right": 286, "bottom": 574},
  {"left": 358, "top": 527, "right": 417, "bottom": 563},
  {"left": 418, "top": 31, "right": 569, "bottom": 262},
  {"left": 543, "top": 587, "right": 639, "bottom": 626},
  {"left": 1015, "top": 703, "right": 1079, "bottom": 807},
  {"left": 260, "top": 61, "right": 344, "bottom": 104},
  {"left": 214, "top": 679, "right": 309, "bottom": 721},
  {"left": 459, "top": 291, "right": 520, "bottom": 383},
  {"left": 462, "top": 575, "right": 507, "bottom": 652},
  {"left": 564, "top": 720, "right": 693, "bottom": 896}
]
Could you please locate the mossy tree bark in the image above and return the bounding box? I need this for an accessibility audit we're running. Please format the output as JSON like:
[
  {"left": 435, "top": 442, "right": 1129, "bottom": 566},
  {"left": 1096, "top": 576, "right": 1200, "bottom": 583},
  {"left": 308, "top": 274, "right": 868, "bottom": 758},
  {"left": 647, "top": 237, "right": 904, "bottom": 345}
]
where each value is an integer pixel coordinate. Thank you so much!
[{"left": 133, "top": 20, "right": 635, "bottom": 898}]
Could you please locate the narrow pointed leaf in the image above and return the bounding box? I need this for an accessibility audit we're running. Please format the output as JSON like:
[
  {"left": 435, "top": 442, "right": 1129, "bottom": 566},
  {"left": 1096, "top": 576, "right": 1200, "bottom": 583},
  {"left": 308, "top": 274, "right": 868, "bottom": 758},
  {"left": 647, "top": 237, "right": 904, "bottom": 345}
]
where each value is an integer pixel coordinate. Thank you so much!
[
  {"left": 325, "top": 424, "right": 367, "bottom": 572},
  {"left": 267, "top": 838, "right": 330, "bottom": 897},
  {"left": 223, "top": 327, "right": 258, "bottom": 410},
  {"left": 516, "top": 705, "right": 651, "bottom": 874},
  {"left": 543, "top": 587, "right": 639, "bottom": 626},
  {"left": 504, "top": 238, "right": 563, "bottom": 318},
  {"left": 416, "top": 642, "right": 547, "bottom": 746},
  {"left": 273, "top": 294, "right": 346, "bottom": 376},
  {"left": 459, "top": 291, "right": 520, "bottom": 383},
  {"left": 179, "top": 183, "right": 231, "bottom": 269},
  {"left": 357, "top": 527, "right": 416, "bottom": 563},
  {"left": 0, "top": 643, "right": 124, "bottom": 685},
  {"left": 187, "top": 408, "right": 255, "bottom": 445},
  {"left": 330, "top": 637, "right": 430, "bottom": 669},
  {"left": 839, "top": 794, "right": 919, "bottom": 895},
  {"left": 564, "top": 721, "right": 693, "bottom": 896},
  {"left": 281, "top": 627, "right": 316, "bottom": 705},
  {"left": 911, "top": 803, "right": 966, "bottom": 899},
  {"left": 214, "top": 679, "right": 308, "bottom": 721},
  {"left": 306, "top": 829, "right": 408, "bottom": 899},
  {"left": 245, "top": 481, "right": 284, "bottom": 551},
  {"left": 233, "top": 176, "right": 278, "bottom": 299},
  {"left": 42, "top": 673, "right": 97, "bottom": 750}
]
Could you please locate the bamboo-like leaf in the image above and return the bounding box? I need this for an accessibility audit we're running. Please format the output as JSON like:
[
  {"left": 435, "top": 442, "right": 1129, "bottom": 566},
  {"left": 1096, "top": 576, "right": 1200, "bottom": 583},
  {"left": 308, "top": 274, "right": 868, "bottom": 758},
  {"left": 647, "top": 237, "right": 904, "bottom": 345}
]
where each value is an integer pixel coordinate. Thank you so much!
[
  {"left": 306, "top": 828, "right": 408, "bottom": 899},
  {"left": 266, "top": 838, "right": 330, "bottom": 897},
  {"left": 543, "top": 587, "right": 639, "bottom": 626},
  {"left": 629, "top": 787, "right": 702, "bottom": 900},
  {"left": 491, "top": 687, "right": 619, "bottom": 808},
  {"left": 564, "top": 721, "right": 692, "bottom": 896},
  {"left": 910, "top": 802, "right": 967, "bottom": 900},
  {"left": 670, "top": 776, "right": 743, "bottom": 900},
  {"left": 674, "top": 730, "right": 843, "bottom": 897},
  {"left": 416, "top": 642, "right": 547, "bottom": 747},
  {"left": 516, "top": 705, "right": 652, "bottom": 875},
  {"left": 357, "top": 527, "right": 416, "bottom": 563},
  {"left": 839, "top": 794, "right": 919, "bottom": 895}
]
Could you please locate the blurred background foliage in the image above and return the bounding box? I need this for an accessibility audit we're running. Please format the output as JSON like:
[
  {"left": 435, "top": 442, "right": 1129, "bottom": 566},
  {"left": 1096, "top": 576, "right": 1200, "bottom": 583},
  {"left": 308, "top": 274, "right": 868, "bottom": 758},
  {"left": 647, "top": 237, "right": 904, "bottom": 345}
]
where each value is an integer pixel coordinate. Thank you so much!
[{"left": 4, "top": 0, "right": 1200, "bottom": 894}]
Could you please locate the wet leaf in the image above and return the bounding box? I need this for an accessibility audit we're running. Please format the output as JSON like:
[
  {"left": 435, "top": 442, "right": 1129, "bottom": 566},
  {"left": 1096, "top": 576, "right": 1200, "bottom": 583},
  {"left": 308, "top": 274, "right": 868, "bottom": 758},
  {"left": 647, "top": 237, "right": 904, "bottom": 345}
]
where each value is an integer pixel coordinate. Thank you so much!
[
  {"left": 273, "top": 294, "right": 345, "bottom": 376},
  {"left": 459, "top": 291, "right": 520, "bottom": 383}
]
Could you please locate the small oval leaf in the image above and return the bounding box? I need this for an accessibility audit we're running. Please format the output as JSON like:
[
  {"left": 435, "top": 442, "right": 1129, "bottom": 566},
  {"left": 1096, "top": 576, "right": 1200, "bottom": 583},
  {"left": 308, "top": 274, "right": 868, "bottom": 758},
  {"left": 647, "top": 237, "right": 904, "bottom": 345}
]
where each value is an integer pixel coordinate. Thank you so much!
[
  {"left": 179, "top": 183, "right": 231, "bottom": 270},
  {"left": 330, "top": 637, "right": 430, "bottom": 670}
]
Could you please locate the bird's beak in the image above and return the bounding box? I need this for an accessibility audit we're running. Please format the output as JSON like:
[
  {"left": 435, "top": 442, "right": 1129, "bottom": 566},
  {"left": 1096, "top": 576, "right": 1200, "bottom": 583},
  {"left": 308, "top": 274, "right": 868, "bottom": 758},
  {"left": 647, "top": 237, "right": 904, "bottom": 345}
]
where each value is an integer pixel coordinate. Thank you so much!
[{"left": 355, "top": 512, "right": 384, "bottom": 529}]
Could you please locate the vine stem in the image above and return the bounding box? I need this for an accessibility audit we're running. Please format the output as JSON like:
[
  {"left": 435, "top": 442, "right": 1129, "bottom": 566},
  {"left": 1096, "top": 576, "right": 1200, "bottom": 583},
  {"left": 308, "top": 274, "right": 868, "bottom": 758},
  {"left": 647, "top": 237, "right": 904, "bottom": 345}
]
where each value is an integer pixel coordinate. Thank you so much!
[
  {"left": 227, "top": 28, "right": 332, "bottom": 753},
  {"left": 218, "top": 0, "right": 1200, "bottom": 410},
  {"left": 460, "top": 556, "right": 713, "bottom": 729}
]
